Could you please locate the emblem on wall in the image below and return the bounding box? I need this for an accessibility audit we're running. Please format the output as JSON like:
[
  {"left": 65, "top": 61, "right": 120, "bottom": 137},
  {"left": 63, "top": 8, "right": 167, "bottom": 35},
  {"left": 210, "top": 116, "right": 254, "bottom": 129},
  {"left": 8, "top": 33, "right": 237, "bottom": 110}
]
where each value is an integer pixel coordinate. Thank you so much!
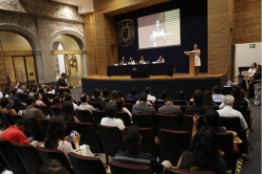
[{"left": 117, "top": 19, "right": 135, "bottom": 47}]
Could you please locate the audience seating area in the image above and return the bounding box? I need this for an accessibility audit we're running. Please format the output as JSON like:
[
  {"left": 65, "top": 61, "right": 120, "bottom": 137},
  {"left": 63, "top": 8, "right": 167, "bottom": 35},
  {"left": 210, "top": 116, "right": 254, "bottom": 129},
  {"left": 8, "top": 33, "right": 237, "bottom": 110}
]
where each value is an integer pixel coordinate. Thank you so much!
[{"left": 0, "top": 86, "right": 254, "bottom": 174}]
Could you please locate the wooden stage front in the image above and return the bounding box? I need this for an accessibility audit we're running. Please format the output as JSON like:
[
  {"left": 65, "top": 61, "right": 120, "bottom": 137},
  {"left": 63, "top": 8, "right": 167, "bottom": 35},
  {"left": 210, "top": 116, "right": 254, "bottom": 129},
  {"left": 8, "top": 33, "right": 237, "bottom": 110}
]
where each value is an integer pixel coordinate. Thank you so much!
[{"left": 81, "top": 73, "right": 227, "bottom": 100}]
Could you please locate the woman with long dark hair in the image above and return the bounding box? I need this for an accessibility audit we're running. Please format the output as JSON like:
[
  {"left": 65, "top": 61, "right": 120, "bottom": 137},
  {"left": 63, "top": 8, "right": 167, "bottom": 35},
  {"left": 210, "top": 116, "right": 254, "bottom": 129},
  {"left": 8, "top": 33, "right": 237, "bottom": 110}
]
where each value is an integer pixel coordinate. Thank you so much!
[
  {"left": 177, "top": 127, "right": 226, "bottom": 173},
  {"left": 60, "top": 101, "right": 79, "bottom": 125},
  {"left": 44, "top": 117, "right": 82, "bottom": 158}
]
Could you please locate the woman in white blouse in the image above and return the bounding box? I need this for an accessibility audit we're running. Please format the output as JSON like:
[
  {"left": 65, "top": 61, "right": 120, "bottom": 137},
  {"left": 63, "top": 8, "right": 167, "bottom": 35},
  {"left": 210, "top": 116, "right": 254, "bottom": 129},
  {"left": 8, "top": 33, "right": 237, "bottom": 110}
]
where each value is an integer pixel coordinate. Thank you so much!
[
  {"left": 44, "top": 117, "right": 82, "bottom": 158},
  {"left": 193, "top": 43, "right": 201, "bottom": 75}
]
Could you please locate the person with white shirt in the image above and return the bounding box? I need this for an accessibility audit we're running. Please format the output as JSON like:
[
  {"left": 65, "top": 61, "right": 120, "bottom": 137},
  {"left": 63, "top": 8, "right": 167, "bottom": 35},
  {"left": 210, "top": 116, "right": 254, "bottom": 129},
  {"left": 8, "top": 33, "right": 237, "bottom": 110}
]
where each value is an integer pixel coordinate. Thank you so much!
[
  {"left": 100, "top": 103, "right": 125, "bottom": 131},
  {"left": 212, "top": 85, "right": 224, "bottom": 103},
  {"left": 217, "top": 95, "right": 248, "bottom": 130},
  {"left": 145, "top": 87, "right": 156, "bottom": 104},
  {"left": 78, "top": 93, "right": 96, "bottom": 114},
  {"left": 247, "top": 62, "right": 257, "bottom": 80}
]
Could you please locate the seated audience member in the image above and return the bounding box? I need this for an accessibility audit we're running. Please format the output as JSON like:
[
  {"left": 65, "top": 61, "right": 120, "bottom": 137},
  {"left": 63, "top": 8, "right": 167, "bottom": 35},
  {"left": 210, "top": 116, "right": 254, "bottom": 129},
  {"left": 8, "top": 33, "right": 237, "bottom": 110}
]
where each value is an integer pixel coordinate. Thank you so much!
[
  {"left": 204, "top": 109, "right": 226, "bottom": 132},
  {"left": 174, "top": 90, "right": 188, "bottom": 105},
  {"left": 156, "top": 55, "right": 165, "bottom": 63},
  {"left": 109, "top": 90, "right": 119, "bottom": 103},
  {"left": 119, "top": 56, "right": 126, "bottom": 65},
  {"left": 38, "top": 159, "right": 69, "bottom": 174},
  {"left": 114, "top": 125, "right": 172, "bottom": 174},
  {"left": 132, "top": 92, "right": 156, "bottom": 115},
  {"left": 240, "top": 89, "right": 250, "bottom": 108},
  {"left": 51, "top": 96, "right": 62, "bottom": 108},
  {"left": 139, "top": 56, "right": 146, "bottom": 64},
  {"left": 185, "top": 90, "right": 208, "bottom": 115},
  {"left": 158, "top": 97, "right": 182, "bottom": 116},
  {"left": 128, "top": 57, "right": 135, "bottom": 65},
  {"left": 91, "top": 88, "right": 103, "bottom": 103},
  {"left": 217, "top": 95, "right": 248, "bottom": 130},
  {"left": 126, "top": 88, "right": 138, "bottom": 101},
  {"left": 247, "top": 62, "right": 257, "bottom": 98},
  {"left": 212, "top": 85, "right": 224, "bottom": 103},
  {"left": 9, "top": 88, "right": 24, "bottom": 112},
  {"left": 177, "top": 127, "right": 226, "bottom": 174},
  {"left": 247, "top": 62, "right": 257, "bottom": 80},
  {"left": 157, "top": 90, "right": 167, "bottom": 103},
  {"left": 63, "top": 93, "right": 79, "bottom": 111},
  {"left": 237, "top": 74, "right": 248, "bottom": 92},
  {"left": 202, "top": 90, "right": 216, "bottom": 106},
  {"left": 250, "top": 64, "right": 261, "bottom": 105},
  {"left": 231, "top": 86, "right": 248, "bottom": 112},
  {"left": 44, "top": 117, "right": 83, "bottom": 158},
  {"left": 0, "top": 97, "right": 17, "bottom": 115},
  {"left": 61, "top": 101, "right": 79, "bottom": 126},
  {"left": 78, "top": 93, "right": 96, "bottom": 114},
  {"left": 102, "top": 88, "right": 110, "bottom": 102},
  {"left": 145, "top": 87, "right": 157, "bottom": 104},
  {"left": 100, "top": 102, "right": 125, "bottom": 130},
  {"left": 34, "top": 92, "right": 46, "bottom": 106},
  {"left": 0, "top": 118, "right": 30, "bottom": 145},
  {"left": 116, "top": 98, "right": 132, "bottom": 119},
  {"left": 21, "top": 96, "right": 45, "bottom": 119}
]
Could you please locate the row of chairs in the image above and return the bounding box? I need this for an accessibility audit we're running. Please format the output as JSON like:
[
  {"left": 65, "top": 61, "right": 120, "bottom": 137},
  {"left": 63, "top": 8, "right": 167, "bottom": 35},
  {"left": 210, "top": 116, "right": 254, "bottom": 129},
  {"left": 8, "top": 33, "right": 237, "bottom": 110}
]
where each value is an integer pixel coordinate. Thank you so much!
[{"left": 0, "top": 140, "right": 216, "bottom": 174}]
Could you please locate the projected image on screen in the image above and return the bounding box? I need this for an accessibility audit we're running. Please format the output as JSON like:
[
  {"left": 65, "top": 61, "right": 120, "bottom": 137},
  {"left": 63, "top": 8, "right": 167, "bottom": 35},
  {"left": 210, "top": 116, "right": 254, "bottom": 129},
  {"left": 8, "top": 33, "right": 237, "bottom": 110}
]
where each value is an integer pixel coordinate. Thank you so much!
[{"left": 138, "top": 9, "right": 181, "bottom": 49}]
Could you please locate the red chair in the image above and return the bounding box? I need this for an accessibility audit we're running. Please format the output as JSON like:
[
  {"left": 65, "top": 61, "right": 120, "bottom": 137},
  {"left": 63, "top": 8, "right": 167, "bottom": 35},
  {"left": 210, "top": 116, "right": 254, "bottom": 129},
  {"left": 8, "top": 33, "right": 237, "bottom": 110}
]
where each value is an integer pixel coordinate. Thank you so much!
[
  {"left": 159, "top": 129, "right": 191, "bottom": 165},
  {"left": 110, "top": 160, "right": 153, "bottom": 174},
  {"left": 68, "top": 152, "right": 107, "bottom": 174},
  {"left": 166, "top": 169, "right": 216, "bottom": 174},
  {"left": 182, "top": 115, "right": 205, "bottom": 132}
]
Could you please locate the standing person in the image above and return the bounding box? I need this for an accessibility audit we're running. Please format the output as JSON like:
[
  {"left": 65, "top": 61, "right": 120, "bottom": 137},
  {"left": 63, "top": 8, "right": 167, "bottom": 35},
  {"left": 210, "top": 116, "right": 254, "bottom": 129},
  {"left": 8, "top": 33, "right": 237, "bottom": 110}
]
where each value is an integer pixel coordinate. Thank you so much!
[
  {"left": 56, "top": 73, "right": 71, "bottom": 96},
  {"left": 193, "top": 43, "right": 201, "bottom": 75}
]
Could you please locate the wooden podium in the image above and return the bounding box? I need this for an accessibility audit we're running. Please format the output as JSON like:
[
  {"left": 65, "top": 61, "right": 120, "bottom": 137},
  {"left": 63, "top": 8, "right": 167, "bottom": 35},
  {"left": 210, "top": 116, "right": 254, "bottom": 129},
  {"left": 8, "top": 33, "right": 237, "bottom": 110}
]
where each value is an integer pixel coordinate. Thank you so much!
[{"left": 184, "top": 51, "right": 195, "bottom": 77}]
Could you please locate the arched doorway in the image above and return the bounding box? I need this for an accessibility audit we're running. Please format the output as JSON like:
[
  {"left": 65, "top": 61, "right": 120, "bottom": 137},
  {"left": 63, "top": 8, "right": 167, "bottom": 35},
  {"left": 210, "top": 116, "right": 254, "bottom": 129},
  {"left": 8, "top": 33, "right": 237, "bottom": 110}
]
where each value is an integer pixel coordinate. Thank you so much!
[
  {"left": 0, "top": 31, "right": 37, "bottom": 88},
  {"left": 52, "top": 35, "right": 83, "bottom": 87}
]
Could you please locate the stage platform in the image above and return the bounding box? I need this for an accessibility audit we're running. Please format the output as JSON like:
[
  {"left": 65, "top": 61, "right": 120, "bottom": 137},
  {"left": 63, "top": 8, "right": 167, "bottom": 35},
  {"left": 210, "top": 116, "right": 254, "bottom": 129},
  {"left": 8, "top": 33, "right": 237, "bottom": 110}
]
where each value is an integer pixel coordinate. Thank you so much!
[{"left": 81, "top": 73, "right": 228, "bottom": 100}]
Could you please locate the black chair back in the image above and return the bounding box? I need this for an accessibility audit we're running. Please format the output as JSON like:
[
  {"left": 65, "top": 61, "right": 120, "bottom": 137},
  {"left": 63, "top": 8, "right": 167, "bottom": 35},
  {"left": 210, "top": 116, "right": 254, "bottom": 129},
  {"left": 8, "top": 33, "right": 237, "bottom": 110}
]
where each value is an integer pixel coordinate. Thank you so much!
[
  {"left": 74, "top": 122, "right": 103, "bottom": 153},
  {"left": 25, "top": 117, "right": 45, "bottom": 141},
  {"left": 219, "top": 117, "right": 241, "bottom": 133},
  {"left": 68, "top": 152, "right": 107, "bottom": 174},
  {"left": 159, "top": 129, "right": 191, "bottom": 165},
  {"left": 0, "top": 140, "right": 26, "bottom": 174},
  {"left": 139, "top": 128, "right": 156, "bottom": 158},
  {"left": 38, "top": 105, "right": 52, "bottom": 116},
  {"left": 182, "top": 115, "right": 205, "bottom": 132},
  {"left": 92, "top": 110, "right": 106, "bottom": 124},
  {"left": 132, "top": 114, "right": 154, "bottom": 129},
  {"left": 36, "top": 146, "right": 73, "bottom": 174},
  {"left": 12, "top": 143, "right": 42, "bottom": 174},
  {"left": 110, "top": 160, "right": 153, "bottom": 174},
  {"left": 97, "top": 124, "right": 125, "bottom": 157},
  {"left": 217, "top": 132, "right": 236, "bottom": 172},
  {"left": 49, "top": 106, "right": 62, "bottom": 116},
  {"left": 0, "top": 113, "right": 9, "bottom": 129},
  {"left": 115, "top": 112, "right": 131, "bottom": 127},
  {"left": 76, "top": 109, "right": 94, "bottom": 123},
  {"left": 155, "top": 114, "right": 180, "bottom": 130},
  {"left": 36, "top": 118, "right": 49, "bottom": 138}
]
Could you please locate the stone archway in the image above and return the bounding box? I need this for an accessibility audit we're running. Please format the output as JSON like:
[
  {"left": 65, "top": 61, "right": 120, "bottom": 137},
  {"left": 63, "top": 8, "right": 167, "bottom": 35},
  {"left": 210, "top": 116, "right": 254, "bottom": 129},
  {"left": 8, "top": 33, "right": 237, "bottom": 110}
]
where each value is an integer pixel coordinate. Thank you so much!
[
  {"left": 0, "top": 23, "right": 44, "bottom": 84},
  {"left": 51, "top": 30, "right": 87, "bottom": 80}
]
